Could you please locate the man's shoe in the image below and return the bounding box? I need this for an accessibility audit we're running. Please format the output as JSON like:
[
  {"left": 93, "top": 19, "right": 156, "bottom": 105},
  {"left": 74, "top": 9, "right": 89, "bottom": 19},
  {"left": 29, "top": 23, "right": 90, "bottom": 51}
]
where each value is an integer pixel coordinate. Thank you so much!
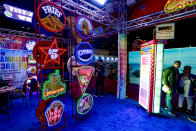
[
  {"left": 188, "top": 117, "right": 196, "bottom": 123},
  {"left": 176, "top": 107, "right": 183, "bottom": 112},
  {"left": 186, "top": 110, "right": 192, "bottom": 115},
  {"left": 168, "top": 111, "right": 176, "bottom": 116}
]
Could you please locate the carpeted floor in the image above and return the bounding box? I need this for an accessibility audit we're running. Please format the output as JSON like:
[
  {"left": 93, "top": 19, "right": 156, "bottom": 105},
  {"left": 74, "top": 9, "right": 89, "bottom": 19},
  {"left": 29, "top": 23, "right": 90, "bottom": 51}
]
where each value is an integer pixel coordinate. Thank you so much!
[{"left": 0, "top": 91, "right": 195, "bottom": 131}]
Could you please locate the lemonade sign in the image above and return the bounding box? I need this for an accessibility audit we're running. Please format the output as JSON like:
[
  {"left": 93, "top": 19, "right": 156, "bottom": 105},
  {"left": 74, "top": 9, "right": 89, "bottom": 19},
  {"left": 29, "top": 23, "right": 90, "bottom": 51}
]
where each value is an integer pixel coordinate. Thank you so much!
[{"left": 42, "top": 70, "right": 66, "bottom": 100}]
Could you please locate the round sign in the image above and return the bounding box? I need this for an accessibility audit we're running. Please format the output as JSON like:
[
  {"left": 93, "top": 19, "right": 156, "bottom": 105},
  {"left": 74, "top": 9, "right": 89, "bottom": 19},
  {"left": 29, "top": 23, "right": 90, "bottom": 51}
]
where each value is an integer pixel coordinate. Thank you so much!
[
  {"left": 76, "top": 93, "right": 93, "bottom": 115},
  {"left": 75, "top": 16, "right": 93, "bottom": 39},
  {"left": 75, "top": 42, "right": 94, "bottom": 65},
  {"left": 37, "top": 1, "right": 66, "bottom": 33},
  {"left": 26, "top": 40, "right": 36, "bottom": 51}
]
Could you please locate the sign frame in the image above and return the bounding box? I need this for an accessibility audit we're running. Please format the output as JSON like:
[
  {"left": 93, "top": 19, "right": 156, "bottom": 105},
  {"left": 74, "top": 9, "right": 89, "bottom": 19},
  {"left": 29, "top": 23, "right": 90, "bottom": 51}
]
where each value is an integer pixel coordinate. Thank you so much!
[{"left": 37, "top": 1, "right": 66, "bottom": 33}]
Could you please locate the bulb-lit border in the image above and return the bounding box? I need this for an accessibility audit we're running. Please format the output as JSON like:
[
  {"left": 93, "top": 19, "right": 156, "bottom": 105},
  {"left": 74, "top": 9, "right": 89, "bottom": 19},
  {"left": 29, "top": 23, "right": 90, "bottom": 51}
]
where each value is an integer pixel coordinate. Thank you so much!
[
  {"left": 74, "top": 15, "right": 93, "bottom": 39},
  {"left": 76, "top": 93, "right": 93, "bottom": 115},
  {"left": 42, "top": 70, "right": 66, "bottom": 100},
  {"left": 164, "top": 0, "right": 196, "bottom": 13},
  {"left": 37, "top": 1, "right": 66, "bottom": 33}
]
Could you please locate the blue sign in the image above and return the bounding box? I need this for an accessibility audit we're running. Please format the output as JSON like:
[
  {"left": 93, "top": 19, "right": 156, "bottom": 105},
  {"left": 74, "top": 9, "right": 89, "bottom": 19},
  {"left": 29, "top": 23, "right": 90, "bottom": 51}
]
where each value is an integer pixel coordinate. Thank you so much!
[
  {"left": 3, "top": 4, "right": 33, "bottom": 23},
  {"left": 75, "top": 42, "right": 94, "bottom": 65}
]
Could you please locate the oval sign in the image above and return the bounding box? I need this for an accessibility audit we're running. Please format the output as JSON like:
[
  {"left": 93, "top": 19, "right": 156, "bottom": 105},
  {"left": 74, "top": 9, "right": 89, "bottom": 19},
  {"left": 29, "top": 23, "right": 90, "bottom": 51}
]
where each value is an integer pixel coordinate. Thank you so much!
[
  {"left": 37, "top": 1, "right": 66, "bottom": 33},
  {"left": 75, "top": 42, "right": 94, "bottom": 65},
  {"left": 76, "top": 93, "right": 93, "bottom": 115},
  {"left": 75, "top": 16, "right": 93, "bottom": 39}
]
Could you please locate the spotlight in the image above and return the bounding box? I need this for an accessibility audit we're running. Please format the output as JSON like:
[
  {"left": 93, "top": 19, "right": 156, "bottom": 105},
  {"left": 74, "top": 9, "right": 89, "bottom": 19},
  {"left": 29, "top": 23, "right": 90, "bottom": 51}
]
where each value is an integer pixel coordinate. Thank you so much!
[{"left": 93, "top": 0, "right": 107, "bottom": 5}]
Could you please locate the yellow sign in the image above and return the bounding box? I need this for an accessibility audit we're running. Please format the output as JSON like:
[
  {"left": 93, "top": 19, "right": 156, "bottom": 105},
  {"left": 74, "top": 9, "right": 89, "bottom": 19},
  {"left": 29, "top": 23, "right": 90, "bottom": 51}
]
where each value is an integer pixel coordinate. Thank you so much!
[{"left": 164, "top": 0, "right": 196, "bottom": 13}]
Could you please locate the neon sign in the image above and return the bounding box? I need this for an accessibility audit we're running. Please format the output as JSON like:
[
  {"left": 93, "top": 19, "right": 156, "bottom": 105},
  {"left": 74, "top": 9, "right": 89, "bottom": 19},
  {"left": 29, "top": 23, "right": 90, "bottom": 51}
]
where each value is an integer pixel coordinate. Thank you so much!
[
  {"left": 75, "top": 42, "right": 94, "bottom": 65},
  {"left": 37, "top": 1, "right": 66, "bottom": 32},
  {"left": 75, "top": 16, "right": 93, "bottom": 39},
  {"left": 38, "top": 37, "right": 67, "bottom": 65},
  {"left": 76, "top": 93, "right": 93, "bottom": 115},
  {"left": 75, "top": 66, "right": 95, "bottom": 94},
  {"left": 45, "top": 100, "right": 64, "bottom": 127},
  {"left": 3, "top": 4, "right": 33, "bottom": 23},
  {"left": 164, "top": 0, "right": 196, "bottom": 13},
  {"left": 42, "top": 70, "right": 66, "bottom": 100}
]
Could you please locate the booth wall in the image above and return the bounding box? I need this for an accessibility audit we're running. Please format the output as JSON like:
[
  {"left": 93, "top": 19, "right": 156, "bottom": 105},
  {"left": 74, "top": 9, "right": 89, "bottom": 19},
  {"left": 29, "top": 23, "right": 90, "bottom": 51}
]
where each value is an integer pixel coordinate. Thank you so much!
[{"left": 129, "top": 47, "right": 196, "bottom": 84}]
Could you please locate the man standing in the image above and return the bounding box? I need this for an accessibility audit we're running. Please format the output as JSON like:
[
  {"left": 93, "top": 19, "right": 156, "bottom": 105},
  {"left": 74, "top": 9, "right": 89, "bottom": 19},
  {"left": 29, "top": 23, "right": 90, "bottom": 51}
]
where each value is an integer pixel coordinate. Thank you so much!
[
  {"left": 95, "top": 59, "right": 105, "bottom": 97},
  {"left": 163, "top": 61, "right": 181, "bottom": 116}
]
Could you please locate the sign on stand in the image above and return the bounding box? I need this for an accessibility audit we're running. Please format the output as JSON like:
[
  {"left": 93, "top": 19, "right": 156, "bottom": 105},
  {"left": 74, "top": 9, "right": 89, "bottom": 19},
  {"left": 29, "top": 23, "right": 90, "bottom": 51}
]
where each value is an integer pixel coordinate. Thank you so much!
[
  {"left": 156, "top": 23, "right": 175, "bottom": 40},
  {"left": 139, "top": 40, "right": 156, "bottom": 112}
]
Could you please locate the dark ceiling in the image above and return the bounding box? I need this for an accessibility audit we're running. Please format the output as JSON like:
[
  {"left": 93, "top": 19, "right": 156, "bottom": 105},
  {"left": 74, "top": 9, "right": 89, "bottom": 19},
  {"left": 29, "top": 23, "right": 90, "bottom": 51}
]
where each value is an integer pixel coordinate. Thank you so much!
[{"left": 0, "top": 0, "right": 196, "bottom": 56}]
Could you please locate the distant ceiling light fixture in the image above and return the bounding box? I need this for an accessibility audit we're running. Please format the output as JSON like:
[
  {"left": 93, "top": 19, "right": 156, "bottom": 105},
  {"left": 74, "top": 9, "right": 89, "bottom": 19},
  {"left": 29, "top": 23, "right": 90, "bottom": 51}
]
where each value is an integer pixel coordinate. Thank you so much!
[
  {"left": 3, "top": 4, "right": 33, "bottom": 23},
  {"left": 93, "top": 0, "right": 107, "bottom": 5}
]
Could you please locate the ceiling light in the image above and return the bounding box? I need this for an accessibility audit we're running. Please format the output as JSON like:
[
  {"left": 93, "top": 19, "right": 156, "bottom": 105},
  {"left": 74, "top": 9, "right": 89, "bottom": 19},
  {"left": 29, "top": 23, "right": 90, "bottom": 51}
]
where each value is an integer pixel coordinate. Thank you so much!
[{"left": 93, "top": 0, "right": 107, "bottom": 5}]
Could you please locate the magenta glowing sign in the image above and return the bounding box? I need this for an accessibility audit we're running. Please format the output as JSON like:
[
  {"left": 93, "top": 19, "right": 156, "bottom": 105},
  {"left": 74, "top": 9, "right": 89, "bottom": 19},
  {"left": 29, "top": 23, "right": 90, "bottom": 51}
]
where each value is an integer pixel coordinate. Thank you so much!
[{"left": 3, "top": 4, "right": 33, "bottom": 23}]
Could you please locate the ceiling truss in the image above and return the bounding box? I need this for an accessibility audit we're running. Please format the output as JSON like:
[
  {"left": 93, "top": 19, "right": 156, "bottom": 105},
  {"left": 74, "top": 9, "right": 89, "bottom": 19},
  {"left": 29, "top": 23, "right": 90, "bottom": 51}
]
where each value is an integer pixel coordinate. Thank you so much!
[{"left": 0, "top": 1, "right": 196, "bottom": 38}]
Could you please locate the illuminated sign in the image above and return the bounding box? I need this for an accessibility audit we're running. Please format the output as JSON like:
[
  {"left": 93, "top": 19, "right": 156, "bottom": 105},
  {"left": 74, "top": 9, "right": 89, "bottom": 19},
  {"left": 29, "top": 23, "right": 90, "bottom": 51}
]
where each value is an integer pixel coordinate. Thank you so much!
[
  {"left": 38, "top": 38, "right": 67, "bottom": 65},
  {"left": 75, "top": 66, "right": 95, "bottom": 94},
  {"left": 37, "top": 1, "right": 66, "bottom": 32},
  {"left": 3, "top": 4, "right": 33, "bottom": 23},
  {"left": 164, "top": 0, "right": 196, "bottom": 13},
  {"left": 93, "top": 26, "right": 103, "bottom": 35},
  {"left": 156, "top": 23, "right": 175, "bottom": 40},
  {"left": 45, "top": 100, "right": 64, "bottom": 127},
  {"left": 26, "top": 40, "right": 36, "bottom": 51},
  {"left": 139, "top": 40, "right": 156, "bottom": 112},
  {"left": 75, "top": 42, "right": 94, "bottom": 65},
  {"left": 75, "top": 16, "right": 93, "bottom": 39},
  {"left": 42, "top": 70, "right": 66, "bottom": 100},
  {"left": 153, "top": 42, "right": 164, "bottom": 114},
  {"left": 76, "top": 93, "right": 93, "bottom": 115}
]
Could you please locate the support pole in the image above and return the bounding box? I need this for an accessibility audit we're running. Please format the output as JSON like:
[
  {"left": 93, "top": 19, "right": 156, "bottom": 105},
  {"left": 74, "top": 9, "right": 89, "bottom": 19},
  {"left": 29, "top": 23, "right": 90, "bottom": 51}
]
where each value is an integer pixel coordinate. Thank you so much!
[{"left": 117, "top": 0, "right": 127, "bottom": 99}]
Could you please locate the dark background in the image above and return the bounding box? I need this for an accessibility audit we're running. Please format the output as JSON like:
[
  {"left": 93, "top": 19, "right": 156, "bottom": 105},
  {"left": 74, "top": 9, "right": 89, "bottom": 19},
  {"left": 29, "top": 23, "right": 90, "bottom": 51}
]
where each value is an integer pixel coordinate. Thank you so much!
[{"left": 0, "top": 0, "right": 196, "bottom": 56}]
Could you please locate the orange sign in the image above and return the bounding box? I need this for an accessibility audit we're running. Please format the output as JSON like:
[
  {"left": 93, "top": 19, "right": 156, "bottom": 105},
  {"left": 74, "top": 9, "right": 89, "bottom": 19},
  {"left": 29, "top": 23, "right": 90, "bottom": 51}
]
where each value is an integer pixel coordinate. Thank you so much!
[{"left": 164, "top": 0, "right": 196, "bottom": 13}]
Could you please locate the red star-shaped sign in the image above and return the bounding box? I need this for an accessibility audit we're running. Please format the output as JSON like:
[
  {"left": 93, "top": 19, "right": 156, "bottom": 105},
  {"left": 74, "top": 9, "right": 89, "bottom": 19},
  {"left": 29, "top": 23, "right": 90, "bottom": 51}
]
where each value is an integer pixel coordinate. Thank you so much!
[{"left": 39, "top": 38, "right": 67, "bottom": 65}]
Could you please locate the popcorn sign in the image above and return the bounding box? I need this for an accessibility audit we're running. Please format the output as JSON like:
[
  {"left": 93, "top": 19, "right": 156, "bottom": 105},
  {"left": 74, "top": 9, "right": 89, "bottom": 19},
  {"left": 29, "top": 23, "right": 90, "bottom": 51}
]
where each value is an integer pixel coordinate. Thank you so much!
[{"left": 45, "top": 100, "right": 64, "bottom": 127}]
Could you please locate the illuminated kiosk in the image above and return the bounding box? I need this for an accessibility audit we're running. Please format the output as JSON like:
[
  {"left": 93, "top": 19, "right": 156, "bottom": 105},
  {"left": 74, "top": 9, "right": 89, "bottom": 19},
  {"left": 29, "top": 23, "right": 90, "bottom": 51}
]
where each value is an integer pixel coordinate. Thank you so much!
[{"left": 138, "top": 39, "right": 165, "bottom": 114}]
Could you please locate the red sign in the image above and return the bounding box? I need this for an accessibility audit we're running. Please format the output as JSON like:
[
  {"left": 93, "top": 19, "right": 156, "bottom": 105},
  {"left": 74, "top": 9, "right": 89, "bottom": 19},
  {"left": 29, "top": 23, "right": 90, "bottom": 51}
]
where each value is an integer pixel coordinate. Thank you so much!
[
  {"left": 33, "top": 38, "right": 67, "bottom": 65},
  {"left": 75, "top": 66, "right": 95, "bottom": 94},
  {"left": 45, "top": 100, "right": 64, "bottom": 127},
  {"left": 37, "top": 1, "right": 66, "bottom": 32}
]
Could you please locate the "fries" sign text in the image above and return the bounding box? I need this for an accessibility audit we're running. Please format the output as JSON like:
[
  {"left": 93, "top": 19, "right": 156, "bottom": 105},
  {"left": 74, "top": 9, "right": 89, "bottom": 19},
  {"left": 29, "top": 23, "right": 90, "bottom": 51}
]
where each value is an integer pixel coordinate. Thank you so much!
[{"left": 42, "top": 6, "right": 62, "bottom": 17}]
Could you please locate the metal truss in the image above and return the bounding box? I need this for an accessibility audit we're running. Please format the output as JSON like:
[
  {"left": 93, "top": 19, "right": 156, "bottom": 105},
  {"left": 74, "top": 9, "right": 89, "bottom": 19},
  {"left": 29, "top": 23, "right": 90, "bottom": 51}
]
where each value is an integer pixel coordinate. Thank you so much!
[
  {"left": 126, "top": 5, "right": 196, "bottom": 31},
  {"left": 0, "top": 28, "right": 69, "bottom": 43},
  {"left": 0, "top": 28, "right": 52, "bottom": 40},
  {"left": 117, "top": 0, "right": 127, "bottom": 33},
  {"left": 55, "top": 0, "right": 118, "bottom": 28},
  {"left": 1, "top": 1, "right": 196, "bottom": 38}
]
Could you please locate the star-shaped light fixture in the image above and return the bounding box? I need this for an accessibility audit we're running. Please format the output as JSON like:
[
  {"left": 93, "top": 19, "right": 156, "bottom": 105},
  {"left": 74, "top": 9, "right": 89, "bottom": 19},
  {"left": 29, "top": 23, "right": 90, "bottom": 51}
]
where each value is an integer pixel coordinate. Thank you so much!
[{"left": 39, "top": 38, "right": 67, "bottom": 65}]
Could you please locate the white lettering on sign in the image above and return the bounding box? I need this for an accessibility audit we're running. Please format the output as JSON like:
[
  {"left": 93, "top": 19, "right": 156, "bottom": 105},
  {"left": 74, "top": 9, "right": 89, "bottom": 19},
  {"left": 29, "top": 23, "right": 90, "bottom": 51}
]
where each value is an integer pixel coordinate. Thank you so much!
[
  {"left": 42, "top": 6, "right": 62, "bottom": 17},
  {"left": 48, "top": 49, "right": 58, "bottom": 59},
  {"left": 4, "top": 4, "right": 33, "bottom": 17},
  {"left": 78, "top": 49, "right": 92, "bottom": 57}
]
